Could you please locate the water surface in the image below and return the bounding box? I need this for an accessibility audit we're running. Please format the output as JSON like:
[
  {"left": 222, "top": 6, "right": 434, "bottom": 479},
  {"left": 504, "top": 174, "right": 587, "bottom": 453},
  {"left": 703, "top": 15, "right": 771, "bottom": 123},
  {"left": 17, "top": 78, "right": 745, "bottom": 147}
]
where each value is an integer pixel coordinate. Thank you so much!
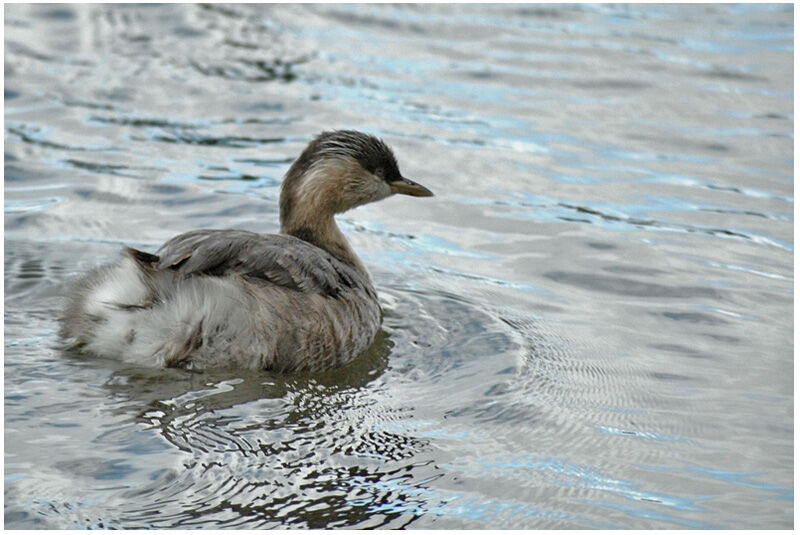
[{"left": 5, "top": 3, "right": 793, "bottom": 529}]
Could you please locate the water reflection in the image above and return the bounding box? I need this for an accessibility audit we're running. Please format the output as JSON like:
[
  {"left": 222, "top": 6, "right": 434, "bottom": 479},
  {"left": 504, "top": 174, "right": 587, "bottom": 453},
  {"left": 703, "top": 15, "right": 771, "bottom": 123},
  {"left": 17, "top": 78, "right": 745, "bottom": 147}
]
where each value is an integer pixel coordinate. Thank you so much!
[{"left": 58, "top": 329, "right": 441, "bottom": 528}]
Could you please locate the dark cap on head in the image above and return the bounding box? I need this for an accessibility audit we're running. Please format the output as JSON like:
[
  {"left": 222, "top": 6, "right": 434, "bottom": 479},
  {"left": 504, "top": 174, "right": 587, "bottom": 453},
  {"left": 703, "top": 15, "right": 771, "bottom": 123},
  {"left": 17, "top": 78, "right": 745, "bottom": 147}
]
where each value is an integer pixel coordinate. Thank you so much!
[{"left": 302, "top": 130, "right": 403, "bottom": 183}]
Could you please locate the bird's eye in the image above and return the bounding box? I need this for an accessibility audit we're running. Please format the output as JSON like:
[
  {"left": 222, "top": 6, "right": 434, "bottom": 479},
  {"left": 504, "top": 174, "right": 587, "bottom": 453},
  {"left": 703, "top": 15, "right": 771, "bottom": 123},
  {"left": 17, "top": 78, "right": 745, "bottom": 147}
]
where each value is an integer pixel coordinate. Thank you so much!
[{"left": 374, "top": 168, "right": 385, "bottom": 179}]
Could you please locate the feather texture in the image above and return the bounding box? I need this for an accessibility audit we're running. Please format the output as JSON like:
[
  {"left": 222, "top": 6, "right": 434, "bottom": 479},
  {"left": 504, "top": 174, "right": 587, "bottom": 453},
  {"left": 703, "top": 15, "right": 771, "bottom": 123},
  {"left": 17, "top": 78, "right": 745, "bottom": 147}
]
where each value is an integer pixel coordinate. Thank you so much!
[
  {"left": 61, "top": 233, "right": 380, "bottom": 371},
  {"left": 155, "top": 229, "right": 366, "bottom": 298}
]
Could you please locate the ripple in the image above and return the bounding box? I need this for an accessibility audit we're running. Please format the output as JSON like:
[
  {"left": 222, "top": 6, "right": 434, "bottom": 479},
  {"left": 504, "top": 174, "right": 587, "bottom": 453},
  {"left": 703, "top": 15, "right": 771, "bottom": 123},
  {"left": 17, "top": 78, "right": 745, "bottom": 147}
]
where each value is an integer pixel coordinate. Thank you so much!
[
  {"left": 190, "top": 57, "right": 309, "bottom": 84},
  {"left": 7, "top": 123, "right": 92, "bottom": 152},
  {"left": 544, "top": 270, "right": 721, "bottom": 299},
  {"left": 4, "top": 197, "right": 64, "bottom": 214},
  {"left": 481, "top": 192, "right": 792, "bottom": 251},
  {"left": 88, "top": 115, "right": 208, "bottom": 129},
  {"left": 140, "top": 132, "right": 286, "bottom": 148}
]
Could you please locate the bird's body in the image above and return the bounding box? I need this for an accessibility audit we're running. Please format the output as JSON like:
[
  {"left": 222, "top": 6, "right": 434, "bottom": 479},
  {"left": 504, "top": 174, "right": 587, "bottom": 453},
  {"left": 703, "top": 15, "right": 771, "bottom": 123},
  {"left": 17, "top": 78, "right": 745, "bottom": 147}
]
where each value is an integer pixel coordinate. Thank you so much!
[{"left": 60, "top": 130, "right": 432, "bottom": 371}]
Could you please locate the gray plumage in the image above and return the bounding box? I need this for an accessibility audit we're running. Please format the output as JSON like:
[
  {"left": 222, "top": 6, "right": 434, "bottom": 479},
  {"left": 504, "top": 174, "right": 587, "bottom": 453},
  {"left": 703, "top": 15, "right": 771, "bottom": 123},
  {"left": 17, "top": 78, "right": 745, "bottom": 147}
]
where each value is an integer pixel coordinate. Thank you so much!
[
  {"left": 60, "top": 130, "right": 433, "bottom": 372},
  {"left": 153, "top": 229, "right": 364, "bottom": 297}
]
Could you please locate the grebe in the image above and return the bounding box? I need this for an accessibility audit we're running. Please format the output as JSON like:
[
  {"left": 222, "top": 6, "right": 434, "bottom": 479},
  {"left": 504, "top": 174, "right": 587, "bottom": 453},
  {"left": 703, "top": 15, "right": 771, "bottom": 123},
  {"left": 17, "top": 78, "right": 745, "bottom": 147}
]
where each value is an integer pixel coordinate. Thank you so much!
[{"left": 60, "top": 130, "right": 433, "bottom": 372}]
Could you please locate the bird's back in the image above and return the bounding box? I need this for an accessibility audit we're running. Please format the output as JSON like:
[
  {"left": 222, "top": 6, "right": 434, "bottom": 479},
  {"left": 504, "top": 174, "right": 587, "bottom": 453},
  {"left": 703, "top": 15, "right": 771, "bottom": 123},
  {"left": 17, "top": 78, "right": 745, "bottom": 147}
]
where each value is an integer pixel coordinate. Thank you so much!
[{"left": 60, "top": 230, "right": 381, "bottom": 371}]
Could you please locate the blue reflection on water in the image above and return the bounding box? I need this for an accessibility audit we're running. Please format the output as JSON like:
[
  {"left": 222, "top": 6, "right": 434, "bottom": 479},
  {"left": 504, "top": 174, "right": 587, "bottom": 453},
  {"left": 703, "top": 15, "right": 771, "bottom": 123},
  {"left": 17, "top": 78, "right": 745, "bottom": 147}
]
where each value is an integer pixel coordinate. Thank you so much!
[
  {"left": 437, "top": 453, "right": 716, "bottom": 527},
  {"left": 582, "top": 499, "right": 717, "bottom": 529},
  {"left": 640, "top": 464, "right": 793, "bottom": 502},
  {"left": 346, "top": 473, "right": 600, "bottom": 527},
  {"left": 595, "top": 424, "right": 690, "bottom": 443}
]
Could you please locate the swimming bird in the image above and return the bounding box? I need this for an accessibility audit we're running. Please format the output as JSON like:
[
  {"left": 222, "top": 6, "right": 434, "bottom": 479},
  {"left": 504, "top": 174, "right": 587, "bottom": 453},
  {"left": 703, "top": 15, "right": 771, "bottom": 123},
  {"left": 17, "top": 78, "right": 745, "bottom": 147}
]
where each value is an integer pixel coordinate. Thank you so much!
[{"left": 60, "top": 130, "right": 433, "bottom": 372}]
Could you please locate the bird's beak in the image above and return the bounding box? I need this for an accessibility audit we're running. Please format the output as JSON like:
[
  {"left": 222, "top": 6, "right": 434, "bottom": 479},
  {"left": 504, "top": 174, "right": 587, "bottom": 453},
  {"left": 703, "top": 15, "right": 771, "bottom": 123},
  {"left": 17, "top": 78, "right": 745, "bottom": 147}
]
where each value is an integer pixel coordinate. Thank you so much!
[{"left": 388, "top": 177, "right": 434, "bottom": 197}]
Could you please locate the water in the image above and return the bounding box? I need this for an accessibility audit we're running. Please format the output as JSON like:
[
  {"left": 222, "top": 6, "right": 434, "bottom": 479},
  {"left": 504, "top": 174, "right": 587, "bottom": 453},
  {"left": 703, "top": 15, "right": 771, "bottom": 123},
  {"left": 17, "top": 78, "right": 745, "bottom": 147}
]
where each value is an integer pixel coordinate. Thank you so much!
[{"left": 4, "top": 3, "right": 793, "bottom": 529}]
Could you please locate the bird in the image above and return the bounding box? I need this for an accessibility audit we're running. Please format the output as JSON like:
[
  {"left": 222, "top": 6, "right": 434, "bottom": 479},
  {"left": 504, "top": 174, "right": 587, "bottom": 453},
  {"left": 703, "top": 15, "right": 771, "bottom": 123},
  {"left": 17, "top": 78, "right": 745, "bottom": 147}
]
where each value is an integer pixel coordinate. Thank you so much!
[{"left": 60, "top": 130, "right": 433, "bottom": 372}]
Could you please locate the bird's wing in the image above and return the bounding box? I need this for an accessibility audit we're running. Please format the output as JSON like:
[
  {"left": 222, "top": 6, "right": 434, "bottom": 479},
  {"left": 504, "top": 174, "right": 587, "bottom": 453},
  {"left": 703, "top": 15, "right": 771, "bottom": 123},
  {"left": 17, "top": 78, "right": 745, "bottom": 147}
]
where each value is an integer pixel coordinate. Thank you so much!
[{"left": 127, "top": 229, "right": 361, "bottom": 297}]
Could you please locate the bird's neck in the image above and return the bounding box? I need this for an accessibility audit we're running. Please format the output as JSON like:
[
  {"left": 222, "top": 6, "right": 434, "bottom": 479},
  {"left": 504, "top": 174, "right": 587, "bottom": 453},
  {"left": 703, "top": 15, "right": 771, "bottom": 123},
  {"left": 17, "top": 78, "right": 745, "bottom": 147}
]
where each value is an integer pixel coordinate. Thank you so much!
[
  {"left": 279, "top": 159, "right": 370, "bottom": 276},
  {"left": 282, "top": 214, "right": 368, "bottom": 276}
]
